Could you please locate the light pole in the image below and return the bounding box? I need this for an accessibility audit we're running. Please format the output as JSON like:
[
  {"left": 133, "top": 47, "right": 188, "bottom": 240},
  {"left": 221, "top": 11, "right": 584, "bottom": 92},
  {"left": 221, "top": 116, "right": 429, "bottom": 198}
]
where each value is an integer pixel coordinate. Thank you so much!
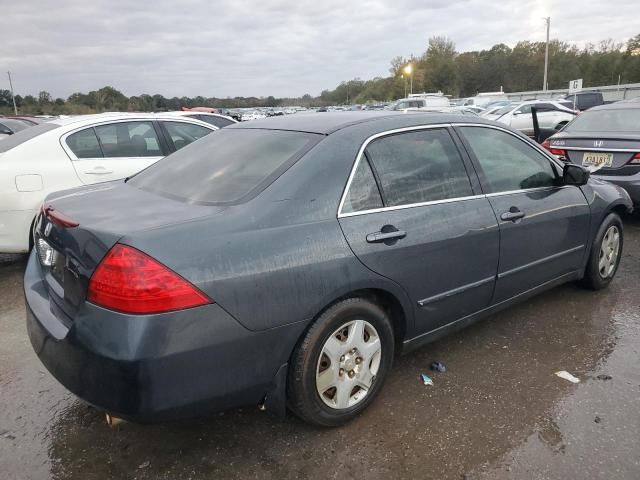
[
  {"left": 7, "top": 71, "right": 18, "bottom": 115},
  {"left": 543, "top": 17, "right": 550, "bottom": 91},
  {"left": 404, "top": 64, "right": 413, "bottom": 96},
  {"left": 401, "top": 74, "right": 407, "bottom": 98}
]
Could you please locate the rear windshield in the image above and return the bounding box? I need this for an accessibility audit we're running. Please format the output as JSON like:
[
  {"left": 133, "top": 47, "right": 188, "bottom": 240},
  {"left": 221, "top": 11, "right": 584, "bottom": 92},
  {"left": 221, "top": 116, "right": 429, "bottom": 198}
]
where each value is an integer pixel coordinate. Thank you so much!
[
  {"left": 564, "top": 109, "right": 640, "bottom": 133},
  {"left": 0, "top": 122, "right": 59, "bottom": 153},
  {"left": 129, "top": 128, "right": 321, "bottom": 204}
]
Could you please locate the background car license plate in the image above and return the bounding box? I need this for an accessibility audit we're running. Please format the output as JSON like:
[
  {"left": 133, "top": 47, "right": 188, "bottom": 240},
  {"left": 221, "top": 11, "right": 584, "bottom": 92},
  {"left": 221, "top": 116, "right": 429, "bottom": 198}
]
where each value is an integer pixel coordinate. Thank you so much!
[{"left": 582, "top": 152, "right": 613, "bottom": 167}]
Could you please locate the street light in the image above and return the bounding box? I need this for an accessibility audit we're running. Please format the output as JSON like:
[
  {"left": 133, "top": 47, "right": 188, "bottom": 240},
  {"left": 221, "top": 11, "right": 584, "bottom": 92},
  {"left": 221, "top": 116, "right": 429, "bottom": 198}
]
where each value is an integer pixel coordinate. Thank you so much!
[
  {"left": 403, "top": 64, "right": 413, "bottom": 96},
  {"left": 401, "top": 74, "right": 407, "bottom": 98}
]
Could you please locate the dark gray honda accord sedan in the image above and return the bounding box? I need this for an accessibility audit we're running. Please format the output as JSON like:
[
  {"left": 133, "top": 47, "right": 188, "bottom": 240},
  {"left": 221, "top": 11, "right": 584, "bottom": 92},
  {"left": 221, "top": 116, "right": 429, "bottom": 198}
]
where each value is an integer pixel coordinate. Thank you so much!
[{"left": 26, "top": 112, "right": 633, "bottom": 426}]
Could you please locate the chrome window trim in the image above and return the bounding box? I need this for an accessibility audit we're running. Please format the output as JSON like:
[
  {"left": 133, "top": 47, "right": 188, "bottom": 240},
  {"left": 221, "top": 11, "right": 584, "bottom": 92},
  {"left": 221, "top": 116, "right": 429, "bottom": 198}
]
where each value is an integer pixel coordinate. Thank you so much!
[
  {"left": 337, "top": 122, "right": 570, "bottom": 218},
  {"left": 339, "top": 194, "right": 486, "bottom": 218},
  {"left": 337, "top": 123, "right": 464, "bottom": 218}
]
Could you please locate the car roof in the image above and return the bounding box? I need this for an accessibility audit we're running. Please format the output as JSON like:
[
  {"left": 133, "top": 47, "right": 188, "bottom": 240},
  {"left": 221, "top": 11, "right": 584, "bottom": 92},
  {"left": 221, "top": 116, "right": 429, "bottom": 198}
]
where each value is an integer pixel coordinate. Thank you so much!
[
  {"left": 227, "top": 111, "right": 497, "bottom": 135},
  {"left": 590, "top": 102, "right": 640, "bottom": 111},
  {"left": 47, "top": 112, "right": 215, "bottom": 129}
]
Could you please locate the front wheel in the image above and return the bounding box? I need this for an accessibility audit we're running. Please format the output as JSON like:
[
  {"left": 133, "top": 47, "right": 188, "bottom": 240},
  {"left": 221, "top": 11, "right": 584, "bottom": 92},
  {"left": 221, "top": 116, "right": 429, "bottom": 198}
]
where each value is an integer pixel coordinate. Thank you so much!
[
  {"left": 287, "top": 297, "right": 394, "bottom": 427},
  {"left": 580, "top": 213, "right": 623, "bottom": 290}
]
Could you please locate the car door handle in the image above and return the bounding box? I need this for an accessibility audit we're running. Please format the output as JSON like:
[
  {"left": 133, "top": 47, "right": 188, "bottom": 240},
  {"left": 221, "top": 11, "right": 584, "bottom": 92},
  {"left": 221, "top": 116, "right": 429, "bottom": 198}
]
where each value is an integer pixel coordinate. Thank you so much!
[
  {"left": 500, "top": 209, "right": 526, "bottom": 222},
  {"left": 366, "top": 230, "right": 407, "bottom": 243},
  {"left": 85, "top": 168, "right": 114, "bottom": 175}
]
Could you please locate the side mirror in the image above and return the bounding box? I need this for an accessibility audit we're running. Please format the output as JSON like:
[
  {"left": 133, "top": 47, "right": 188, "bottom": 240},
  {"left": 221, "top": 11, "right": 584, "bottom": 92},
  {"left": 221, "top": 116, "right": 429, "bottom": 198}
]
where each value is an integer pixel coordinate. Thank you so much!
[
  {"left": 563, "top": 163, "right": 590, "bottom": 186},
  {"left": 0, "top": 126, "right": 12, "bottom": 135},
  {"left": 513, "top": 110, "right": 521, "bottom": 116}
]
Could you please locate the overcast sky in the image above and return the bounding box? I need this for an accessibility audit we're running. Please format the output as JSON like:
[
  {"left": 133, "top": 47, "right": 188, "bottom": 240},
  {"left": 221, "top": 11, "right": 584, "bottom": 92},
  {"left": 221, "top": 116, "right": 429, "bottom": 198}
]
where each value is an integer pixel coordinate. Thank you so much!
[{"left": 2, "top": 0, "right": 639, "bottom": 99}]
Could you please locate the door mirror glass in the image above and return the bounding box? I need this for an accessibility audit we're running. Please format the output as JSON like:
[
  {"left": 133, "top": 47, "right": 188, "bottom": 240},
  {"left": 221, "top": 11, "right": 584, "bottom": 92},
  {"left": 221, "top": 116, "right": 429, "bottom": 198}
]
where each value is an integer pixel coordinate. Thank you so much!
[{"left": 563, "top": 163, "right": 590, "bottom": 186}]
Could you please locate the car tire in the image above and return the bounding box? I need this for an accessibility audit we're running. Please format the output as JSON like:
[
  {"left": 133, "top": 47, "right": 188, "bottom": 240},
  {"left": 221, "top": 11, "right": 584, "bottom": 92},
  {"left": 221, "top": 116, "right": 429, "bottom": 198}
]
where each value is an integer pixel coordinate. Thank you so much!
[
  {"left": 287, "top": 297, "right": 394, "bottom": 427},
  {"left": 580, "top": 213, "right": 623, "bottom": 290}
]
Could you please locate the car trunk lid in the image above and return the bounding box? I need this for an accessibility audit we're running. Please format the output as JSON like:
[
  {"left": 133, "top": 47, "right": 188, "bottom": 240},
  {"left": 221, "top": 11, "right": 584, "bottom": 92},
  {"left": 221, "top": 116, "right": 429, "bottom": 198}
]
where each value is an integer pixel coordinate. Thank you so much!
[
  {"left": 548, "top": 134, "right": 640, "bottom": 173},
  {"left": 33, "top": 181, "right": 224, "bottom": 323}
]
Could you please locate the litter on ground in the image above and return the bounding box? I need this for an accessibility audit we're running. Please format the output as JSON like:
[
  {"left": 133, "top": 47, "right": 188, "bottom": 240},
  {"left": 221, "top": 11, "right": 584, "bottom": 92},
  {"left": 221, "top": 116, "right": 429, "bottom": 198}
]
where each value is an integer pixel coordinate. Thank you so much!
[{"left": 555, "top": 371, "right": 580, "bottom": 383}]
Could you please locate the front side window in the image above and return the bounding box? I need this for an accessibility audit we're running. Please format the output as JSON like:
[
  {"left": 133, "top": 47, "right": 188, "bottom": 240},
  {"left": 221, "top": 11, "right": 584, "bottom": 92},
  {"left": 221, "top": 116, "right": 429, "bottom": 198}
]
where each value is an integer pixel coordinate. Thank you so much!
[
  {"left": 515, "top": 104, "right": 532, "bottom": 114},
  {"left": 342, "top": 158, "right": 383, "bottom": 213},
  {"left": 364, "top": 128, "right": 473, "bottom": 207},
  {"left": 66, "top": 128, "right": 103, "bottom": 158},
  {"left": 163, "top": 121, "right": 212, "bottom": 150},
  {"left": 460, "top": 127, "right": 557, "bottom": 193},
  {"left": 94, "top": 121, "right": 162, "bottom": 158}
]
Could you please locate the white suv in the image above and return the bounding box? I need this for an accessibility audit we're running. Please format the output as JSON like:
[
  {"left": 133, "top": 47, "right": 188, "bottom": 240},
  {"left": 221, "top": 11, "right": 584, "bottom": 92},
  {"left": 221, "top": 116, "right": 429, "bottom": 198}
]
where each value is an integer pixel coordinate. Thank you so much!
[
  {"left": 486, "top": 100, "right": 576, "bottom": 137},
  {"left": 0, "top": 113, "right": 217, "bottom": 253}
]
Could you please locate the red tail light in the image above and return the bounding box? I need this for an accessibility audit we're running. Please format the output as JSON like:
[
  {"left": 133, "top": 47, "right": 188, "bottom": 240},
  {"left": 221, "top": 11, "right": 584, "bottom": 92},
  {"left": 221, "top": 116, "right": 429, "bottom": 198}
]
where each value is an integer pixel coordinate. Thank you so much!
[
  {"left": 88, "top": 244, "right": 212, "bottom": 314},
  {"left": 542, "top": 139, "right": 566, "bottom": 157},
  {"left": 631, "top": 152, "right": 640, "bottom": 164}
]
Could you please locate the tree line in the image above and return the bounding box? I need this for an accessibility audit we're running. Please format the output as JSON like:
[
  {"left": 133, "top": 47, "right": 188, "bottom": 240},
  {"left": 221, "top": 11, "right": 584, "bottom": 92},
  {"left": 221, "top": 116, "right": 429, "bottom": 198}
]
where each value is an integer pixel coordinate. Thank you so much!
[{"left": 2, "top": 34, "right": 639, "bottom": 115}]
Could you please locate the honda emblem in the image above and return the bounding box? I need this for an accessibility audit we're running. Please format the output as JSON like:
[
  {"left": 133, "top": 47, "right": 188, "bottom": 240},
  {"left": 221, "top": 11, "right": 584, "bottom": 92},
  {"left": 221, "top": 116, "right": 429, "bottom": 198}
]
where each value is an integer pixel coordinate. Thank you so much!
[{"left": 594, "top": 140, "right": 604, "bottom": 148}]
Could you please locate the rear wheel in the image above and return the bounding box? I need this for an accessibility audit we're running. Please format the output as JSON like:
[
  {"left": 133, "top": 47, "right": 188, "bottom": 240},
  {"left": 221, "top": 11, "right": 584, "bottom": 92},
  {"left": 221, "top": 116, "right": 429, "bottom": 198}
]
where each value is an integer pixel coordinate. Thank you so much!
[
  {"left": 287, "top": 297, "right": 394, "bottom": 427},
  {"left": 580, "top": 213, "right": 623, "bottom": 290}
]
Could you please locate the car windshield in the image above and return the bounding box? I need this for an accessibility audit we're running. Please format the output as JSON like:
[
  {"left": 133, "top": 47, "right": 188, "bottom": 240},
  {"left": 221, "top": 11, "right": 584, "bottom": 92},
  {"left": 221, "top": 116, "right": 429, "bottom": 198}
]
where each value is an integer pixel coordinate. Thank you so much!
[
  {"left": 128, "top": 128, "right": 321, "bottom": 205},
  {"left": 0, "top": 122, "right": 59, "bottom": 153},
  {"left": 564, "top": 108, "right": 640, "bottom": 133}
]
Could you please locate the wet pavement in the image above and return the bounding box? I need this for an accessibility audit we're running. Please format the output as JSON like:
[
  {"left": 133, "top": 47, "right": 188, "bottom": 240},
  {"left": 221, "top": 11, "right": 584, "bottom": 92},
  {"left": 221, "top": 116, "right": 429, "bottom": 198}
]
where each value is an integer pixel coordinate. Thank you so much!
[{"left": 1, "top": 217, "right": 639, "bottom": 480}]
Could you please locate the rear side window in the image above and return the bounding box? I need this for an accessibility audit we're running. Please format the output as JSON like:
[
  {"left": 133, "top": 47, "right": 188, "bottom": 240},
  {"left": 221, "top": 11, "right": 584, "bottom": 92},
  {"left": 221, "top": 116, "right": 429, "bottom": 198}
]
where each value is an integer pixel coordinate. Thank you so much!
[
  {"left": 129, "top": 129, "right": 320, "bottom": 204},
  {"left": 66, "top": 128, "right": 103, "bottom": 158},
  {"left": 163, "top": 121, "right": 212, "bottom": 150},
  {"left": 460, "top": 127, "right": 557, "bottom": 192},
  {"left": 94, "top": 121, "right": 162, "bottom": 158},
  {"left": 342, "top": 158, "right": 383, "bottom": 213},
  {"left": 364, "top": 128, "right": 473, "bottom": 207},
  {"left": 189, "top": 114, "right": 235, "bottom": 128}
]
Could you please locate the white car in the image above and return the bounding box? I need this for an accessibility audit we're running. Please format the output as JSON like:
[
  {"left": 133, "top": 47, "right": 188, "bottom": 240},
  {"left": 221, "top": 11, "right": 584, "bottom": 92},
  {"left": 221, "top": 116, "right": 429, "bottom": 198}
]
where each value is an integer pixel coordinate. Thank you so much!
[
  {"left": 387, "top": 95, "right": 451, "bottom": 111},
  {"left": 486, "top": 100, "right": 577, "bottom": 137},
  {"left": 160, "top": 111, "right": 237, "bottom": 129},
  {"left": 0, "top": 113, "right": 217, "bottom": 253}
]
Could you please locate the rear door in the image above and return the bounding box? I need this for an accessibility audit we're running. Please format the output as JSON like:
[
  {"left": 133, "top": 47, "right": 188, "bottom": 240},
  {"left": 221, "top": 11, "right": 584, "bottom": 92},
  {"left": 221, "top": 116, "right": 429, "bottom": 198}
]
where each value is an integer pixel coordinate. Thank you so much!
[
  {"left": 338, "top": 126, "right": 499, "bottom": 336},
  {"left": 457, "top": 125, "right": 590, "bottom": 303},
  {"left": 63, "top": 120, "right": 166, "bottom": 184}
]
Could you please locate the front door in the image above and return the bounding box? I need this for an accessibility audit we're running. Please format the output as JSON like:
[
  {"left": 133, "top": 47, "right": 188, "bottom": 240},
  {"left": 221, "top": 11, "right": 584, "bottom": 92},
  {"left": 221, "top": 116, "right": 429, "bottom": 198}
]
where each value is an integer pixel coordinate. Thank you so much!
[
  {"left": 338, "top": 127, "right": 499, "bottom": 336},
  {"left": 457, "top": 125, "right": 591, "bottom": 303}
]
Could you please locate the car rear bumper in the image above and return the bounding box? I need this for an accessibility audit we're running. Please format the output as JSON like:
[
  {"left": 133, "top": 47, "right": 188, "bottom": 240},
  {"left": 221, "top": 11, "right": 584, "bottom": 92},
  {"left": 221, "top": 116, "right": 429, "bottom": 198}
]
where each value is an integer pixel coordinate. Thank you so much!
[
  {"left": 593, "top": 173, "right": 640, "bottom": 205},
  {"left": 24, "top": 252, "right": 305, "bottom": 421}
]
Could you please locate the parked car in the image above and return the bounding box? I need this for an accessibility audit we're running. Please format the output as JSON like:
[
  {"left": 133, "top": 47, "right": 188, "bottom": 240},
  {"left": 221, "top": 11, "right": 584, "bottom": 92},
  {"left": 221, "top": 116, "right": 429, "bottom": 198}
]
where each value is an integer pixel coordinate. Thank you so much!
[
  {"left": 387, "top": 94, "right": 450, "bottom": 111},
  {"left": 543, "top": 102, "right": 640, "bottom": 206},
  {"left": 0, "top": 113, "right": 217, "bottom": 253},
  {"left": 563, "top": 91, "right": 606, "bottom": 111},
  {"left": 463, "top": 92, "right": 509, "bottom": 108},
  {"left": 26, "top": 112, "right": 631, "bottom": 427},
  {"left": 161, "top": 111, "right": 237, "bottom": 128},
  {"left": 0, "top": 118, "right": 32, "bottom": 139},
  {"left": 486, "top": 100, "right": 576, "bottom": 137}
]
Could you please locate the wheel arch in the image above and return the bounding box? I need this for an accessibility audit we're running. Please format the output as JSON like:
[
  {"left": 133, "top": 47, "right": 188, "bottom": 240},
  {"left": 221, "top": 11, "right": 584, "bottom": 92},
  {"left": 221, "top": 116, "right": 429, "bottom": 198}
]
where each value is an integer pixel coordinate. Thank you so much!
[{"left": 303, "top": 284, "right": 412, "bottom": 354}]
